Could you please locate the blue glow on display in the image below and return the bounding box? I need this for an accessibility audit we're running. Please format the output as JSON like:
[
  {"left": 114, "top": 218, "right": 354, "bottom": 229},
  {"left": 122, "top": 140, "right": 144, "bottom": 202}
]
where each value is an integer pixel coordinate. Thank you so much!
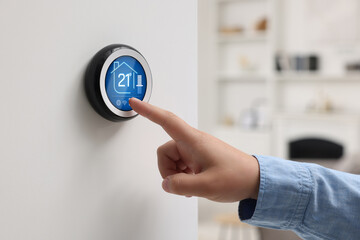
[{"left": 105, "top": 56, "right": 147, "bottom": 111}]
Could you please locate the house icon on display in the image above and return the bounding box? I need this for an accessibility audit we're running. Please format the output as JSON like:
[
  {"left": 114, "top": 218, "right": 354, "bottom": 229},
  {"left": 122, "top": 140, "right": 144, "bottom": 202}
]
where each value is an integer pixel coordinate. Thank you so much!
[{"left": 111, "top": 61, "right": 141, "bottom": 94}]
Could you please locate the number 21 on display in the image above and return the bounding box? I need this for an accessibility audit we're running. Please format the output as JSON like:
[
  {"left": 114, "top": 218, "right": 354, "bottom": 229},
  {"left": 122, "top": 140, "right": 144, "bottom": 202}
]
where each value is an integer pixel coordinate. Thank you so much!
[{"left": 118, "top": 73, "right": 132, "bottom": 87}]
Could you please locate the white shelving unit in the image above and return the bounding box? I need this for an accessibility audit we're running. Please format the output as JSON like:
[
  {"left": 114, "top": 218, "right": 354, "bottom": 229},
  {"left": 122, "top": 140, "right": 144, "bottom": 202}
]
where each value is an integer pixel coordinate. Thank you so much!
[
  {"left": 217, "top": 72, "right": 267, "bottom": 83},
  {"left": 206, "top": 0, "right": 360, "bottom": 155},
  {"left": 211, "top": 0, "right": 275, "bottom": 154},
  {"left": 275, "top": 74, "right": 360, "bottom": 82},
  {"left": 217, "top": 32, "right": 268, "bottom": 44}
]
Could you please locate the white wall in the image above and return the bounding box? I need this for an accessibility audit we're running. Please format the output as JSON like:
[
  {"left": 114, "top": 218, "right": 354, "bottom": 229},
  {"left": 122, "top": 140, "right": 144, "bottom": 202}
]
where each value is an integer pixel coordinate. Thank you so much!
[
  {"left": 198, "top": 0, "right": 217, "bottom": 132},
  {"left": 0, "top": 1, "right": 197, "bottom": 239}
]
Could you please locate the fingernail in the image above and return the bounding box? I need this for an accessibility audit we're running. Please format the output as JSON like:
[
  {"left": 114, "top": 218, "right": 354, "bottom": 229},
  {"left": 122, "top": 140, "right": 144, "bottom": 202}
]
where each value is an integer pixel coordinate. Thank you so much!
[
  {"left": 129, "top": 98, "right": 138, "bottom": 106},
  {"left": 162, "top": 178, "right": 170, "bottom": 192},
  {"left": 130, "top": 97, "right": 140, "bottom": 103}
]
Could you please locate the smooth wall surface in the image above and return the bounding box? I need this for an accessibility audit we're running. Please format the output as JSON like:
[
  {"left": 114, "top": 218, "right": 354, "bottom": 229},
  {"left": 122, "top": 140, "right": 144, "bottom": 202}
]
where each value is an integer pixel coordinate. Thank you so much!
[{"left": 0, "top": 1, "right": 197, "bottom": 239}]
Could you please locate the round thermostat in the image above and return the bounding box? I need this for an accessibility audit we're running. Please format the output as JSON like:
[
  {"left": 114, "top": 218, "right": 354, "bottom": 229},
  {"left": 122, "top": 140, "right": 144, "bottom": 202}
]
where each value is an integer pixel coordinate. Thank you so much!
[{"left": 85, "top": 44, "right": 152, "bottom": 121}]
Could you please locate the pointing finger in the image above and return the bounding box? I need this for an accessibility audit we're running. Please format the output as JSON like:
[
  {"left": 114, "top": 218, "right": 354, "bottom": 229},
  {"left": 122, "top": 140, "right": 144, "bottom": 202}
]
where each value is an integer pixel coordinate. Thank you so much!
[{"left": 129, "top": 98, "right": 197, "bottom": 141}]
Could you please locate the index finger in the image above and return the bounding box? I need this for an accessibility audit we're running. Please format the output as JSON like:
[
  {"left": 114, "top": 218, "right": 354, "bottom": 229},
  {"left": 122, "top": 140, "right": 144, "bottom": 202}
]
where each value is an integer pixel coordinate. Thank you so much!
[{"left": 129, "top": 98, "right": 196, "bottom": 141}]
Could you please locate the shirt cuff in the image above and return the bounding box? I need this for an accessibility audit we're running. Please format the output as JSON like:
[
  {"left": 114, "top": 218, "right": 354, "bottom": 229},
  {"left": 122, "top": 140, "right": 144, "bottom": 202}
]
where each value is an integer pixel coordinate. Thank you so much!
[
  {"left": 238, "top": 155, "right": 313, "bottom": 230},
  {"left": 239, "top": 198, "right": 257, "bottom": 220}
]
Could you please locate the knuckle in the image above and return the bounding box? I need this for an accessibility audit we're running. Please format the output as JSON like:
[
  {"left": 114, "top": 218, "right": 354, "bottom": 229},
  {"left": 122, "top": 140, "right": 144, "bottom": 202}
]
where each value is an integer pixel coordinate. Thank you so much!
[
  {"left": 162, "top": 111, "right": 177, "bottom": 127},
  {"left": 192, "top": 131, "right": 208, "bottom": 150},
  {"left": 197, "top": 176, "right": 212, "bottom": 196},
  {"left": 170, "top": 175, "right": 183, "bottom": 194},
  {"left": 166, "top": 110, "right": 176, "bottom": 119},
  {"left": 199, "top": 174, "right": 221, "bottom": 198},
  {"left": 156, "top": 146, "right": 163, "bottom": 155},
  {"left": 156, "top": 140, "right": 173, "bottom": 156}
]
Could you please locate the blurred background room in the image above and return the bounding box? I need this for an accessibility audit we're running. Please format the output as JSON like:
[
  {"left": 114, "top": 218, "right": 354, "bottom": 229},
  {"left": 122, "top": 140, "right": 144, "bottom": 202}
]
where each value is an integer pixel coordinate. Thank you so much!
[{"left": 197, "top": 0, "right": 360, "bottom": 239}]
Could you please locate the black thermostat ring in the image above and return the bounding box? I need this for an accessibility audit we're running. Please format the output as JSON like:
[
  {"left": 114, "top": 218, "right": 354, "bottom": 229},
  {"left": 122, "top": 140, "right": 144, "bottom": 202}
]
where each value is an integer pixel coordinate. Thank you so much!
[{"left": 85, "top": 44, "right": 152, "bottom": 121}]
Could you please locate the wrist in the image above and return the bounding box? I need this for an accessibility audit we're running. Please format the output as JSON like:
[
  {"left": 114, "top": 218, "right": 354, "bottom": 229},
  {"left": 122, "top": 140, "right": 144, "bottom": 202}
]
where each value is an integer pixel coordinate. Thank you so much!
[{"left": 249, "top": 155, "right": 260, "bottom": 199}]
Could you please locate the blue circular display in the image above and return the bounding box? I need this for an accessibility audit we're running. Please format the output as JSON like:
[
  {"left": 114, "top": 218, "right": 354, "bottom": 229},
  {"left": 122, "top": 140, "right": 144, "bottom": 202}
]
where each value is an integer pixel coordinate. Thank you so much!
[{"left": 105, "top": 56, "right": 147, "bottom": 111}]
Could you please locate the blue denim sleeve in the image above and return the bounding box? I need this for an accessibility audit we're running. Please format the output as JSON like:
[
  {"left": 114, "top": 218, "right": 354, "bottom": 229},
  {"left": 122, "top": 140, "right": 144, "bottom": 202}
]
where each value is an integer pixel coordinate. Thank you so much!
[{"left": 238, "top": 155, "right": 360, "bottom": 240}]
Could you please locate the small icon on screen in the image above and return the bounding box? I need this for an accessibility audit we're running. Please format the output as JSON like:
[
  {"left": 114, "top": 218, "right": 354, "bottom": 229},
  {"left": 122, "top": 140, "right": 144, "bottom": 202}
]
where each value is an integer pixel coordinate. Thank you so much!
[{"left": 136, "top": 75, "right": 143, "bottom": 94}]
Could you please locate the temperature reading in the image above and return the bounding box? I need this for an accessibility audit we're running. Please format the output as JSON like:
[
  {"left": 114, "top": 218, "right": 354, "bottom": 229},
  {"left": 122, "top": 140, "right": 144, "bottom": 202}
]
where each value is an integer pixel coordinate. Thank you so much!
[{"left": 118, "top": 73, "right": 132, "bottom": 87}]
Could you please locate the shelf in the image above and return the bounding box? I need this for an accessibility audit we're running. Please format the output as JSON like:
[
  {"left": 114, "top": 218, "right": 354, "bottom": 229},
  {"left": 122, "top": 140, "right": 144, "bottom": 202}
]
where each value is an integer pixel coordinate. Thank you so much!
[
  {"left": 275, "top": 73, "right": 360, "bottom": 83},
  {"left": 275, "top": 112, "right": 360, "bottom": 121},
  {"left": 217, "top": 32, "right": 268, "bottom": 44},
  {"left": 217, "top": 73, "right": 266, "bottom": 83},
  {"left": 218, "top": 0, "right": 266, "bottom": 4},
  {"left": 214, "top": 125, "right": 270, "bottom": 134}
]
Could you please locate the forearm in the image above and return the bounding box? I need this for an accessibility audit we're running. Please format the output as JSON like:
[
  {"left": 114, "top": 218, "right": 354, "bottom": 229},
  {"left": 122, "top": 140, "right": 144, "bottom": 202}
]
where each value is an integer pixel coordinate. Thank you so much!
[{"left": 239, "top": 155, "right": 360, "bottom": 240}]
